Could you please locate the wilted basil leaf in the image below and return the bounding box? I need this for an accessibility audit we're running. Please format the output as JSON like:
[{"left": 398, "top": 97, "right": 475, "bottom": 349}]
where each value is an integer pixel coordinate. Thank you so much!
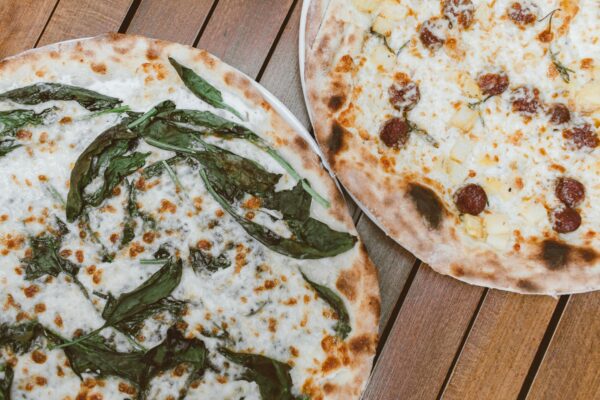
[
  {"left": 301, "top": 273, "right": 351, "bottom": 339},
  {"left": 21, "top": 234, "right": 79, "bottom": 280},
  {"left": 0, "top": 83, "right": 121, "bottom": 111},
  {"left": 0, "top": 108, "right": 53, "bottom": 137},
  {"left": 0, "top": 364, "right": 13, "bottom": 400},
  {"left": 0, "top": 322, "right": 48, "bottom": 354},
  {"left": 115, "top": 298, "right": 185, "bottom": 337},
  {"left": 0, "top": 140, "right": 21, "bottom": 158},
  {"left": 141, "top": 327, "right": 207, "bottom": 396},
  {"left": 201, "top": 171, "right": 356, "bottom": 259},
  {"left": 168, "top": 58, "right": 242, "bottom": 119},
  {"left": 189, "top": 247, "right": 230, "bottom": 273},
  {"left": 219, "top": 348, "right": 300, "bottom": 400},
  {"left": 101, "top": 258, "right": 182, "bottom": 328},
  {"left": 66, "top": 119, "right": 141, "bottom": 222},
  {"left": 63, "top": 334, "right": 147, "bottom": 383}
]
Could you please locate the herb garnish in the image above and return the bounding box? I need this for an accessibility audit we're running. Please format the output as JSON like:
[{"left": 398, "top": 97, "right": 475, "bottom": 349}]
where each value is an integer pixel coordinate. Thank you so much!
[
  {"left": 405, "top": 117, "right": 439, "bottom": 148},
  {"left": 301, "top": 272, "right": 351, "bottom": 339},
  {"left": 549, "top": 48, "right": 575, "bottom": 83},
  {"left": 0, "top": 107, "right": 54, "bottom": 136},
  {"left": 219, "top": 348, "right": 302, "bottom": 400},
  {"left": 168, "top": 57, "right": 243, "bottom": 119},
  {"left": 0, "top": 83, "right": 121, "bottom": 111},
  {"left": 0, "top": 364, "right": 13, "bottom": 400}
]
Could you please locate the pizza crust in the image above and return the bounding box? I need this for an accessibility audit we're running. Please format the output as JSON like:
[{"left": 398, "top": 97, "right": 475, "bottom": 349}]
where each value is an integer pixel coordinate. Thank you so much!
[
  {"left": 304, "top": 0, "right": 600, "bottom": 295},
  {"left": 0, "top": 33, "right": 380, "bottom": 399}
]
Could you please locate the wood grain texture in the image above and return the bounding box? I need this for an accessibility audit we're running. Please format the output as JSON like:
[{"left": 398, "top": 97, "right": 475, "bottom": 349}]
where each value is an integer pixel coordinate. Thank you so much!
[
  {"left": 356, "top": 214, "right": 416, "bottom": 333},
  {"left": 259, "top": 2, "right": 310, "bottom": 129},
  {"left": 0, "top": 0, "right": 58, "bottom": 58},
  {"left": 362, "top": 265, "right": 484, "bottom": 400},
  {"left": 197, "top": 0, "right": 295, "bottom": 78},
  {"left": 127, "top": 0, "right": 214, "bottom": 44},
  {"left": 527, "top": 293, "right": 600, "bottom": 400},
  {"left": 442, "top": 291, "right": 557, "bottom": 400},
  {"left": 37, "top": 0, "right": 134, "bottom": 46}
]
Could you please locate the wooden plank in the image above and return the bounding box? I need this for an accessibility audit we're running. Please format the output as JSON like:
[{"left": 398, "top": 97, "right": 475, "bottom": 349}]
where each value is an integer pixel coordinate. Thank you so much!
[
  {"left": 442, "top": 291, "right": 557, "bottom": 400},
  {"left": 127, "top": 0, "right": 215, "bottom": 44},
  {"left": 37, "top": 0, "right": 134, "bottom": 46},
  {"left": 0, "top": 0, "right": 58, "bottom": 58},
  {"left": 356, "top": 214, "right": 416, "bottom": 332},
  {"left": 527, "top": 293, "right": 600, "bottom": 400},
  {"left": 362, "top": 265, "right": 484, "bottom": 400},
  {"left": 259, "top": 1, "right": 310, "bottom": 128},
  {"left": 197, "top": 0, "right": 294, "bottom": 78}
]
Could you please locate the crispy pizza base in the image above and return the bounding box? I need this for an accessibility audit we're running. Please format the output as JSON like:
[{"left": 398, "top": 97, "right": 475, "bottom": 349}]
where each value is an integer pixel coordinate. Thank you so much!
[
  {"left": 304, "top": 0, "right": 600, "bottom": 295},
  {"left": 0, "top": 33, "right": 380, "bottom": 399}
]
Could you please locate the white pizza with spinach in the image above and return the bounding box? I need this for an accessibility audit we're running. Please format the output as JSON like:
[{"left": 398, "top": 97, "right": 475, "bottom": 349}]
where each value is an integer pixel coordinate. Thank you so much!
[{"left": 0, "top": 34, "right": 379, "bottom": 400}]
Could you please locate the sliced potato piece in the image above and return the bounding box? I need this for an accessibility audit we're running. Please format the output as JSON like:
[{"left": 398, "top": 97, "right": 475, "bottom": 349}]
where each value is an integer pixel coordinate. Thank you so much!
[
  {"left": 449, "top": 105, "right": 479, "bottom": 133},
  {"left": 576, "top": 80, "right": 600, "bottom": 113},
  {"left": 462, "top": 214, "right": 485, "bottom": 239},
  {"left": 352, "top": 0, "right": 383, "bottom": 13},
  {"left": 484, "top": 213, "right": 511, "bottom": 235}
]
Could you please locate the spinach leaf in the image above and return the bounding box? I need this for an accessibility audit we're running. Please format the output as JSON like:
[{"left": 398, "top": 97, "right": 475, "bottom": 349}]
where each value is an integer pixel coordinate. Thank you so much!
[
  {"left": 63, "top": 334, "right": 148, "bottom": 384},
  {"left": 0, "top": 322, "right": 48, "bottom": 354},
  {"left": 141, "top": 327, "right": 207, "bottom": 398},
  {"left": 189, "top": 247, "right": 230, "bottom": 273},
  {"left": 86, "top": 151, "right": 149, "bottom": 208},
  {"left": 168, "top": 58, "right": 242, "bottom": 119},
  {"left": 156, "top": 108, "right": 330, "bottom": 208},
  {"left": 301, "top": 273, "right": 351, "bottom": 339},
  {"left": 0, "top": 108, "right": 53, "bottom": 137},
  {"left": 260, "top": 182, "right": 311, "bottom": 221},
  {"left": 219, "top": 348, "right": 299, "bottom": 400},
  {"left": 0, "top": 140, "right": 20, "bottom": 158},
  {"left": 142, "top": 155, "right": 188, "bottom": 179},
  {"left": 66, "top": 119, "right": 141, "bottom": 222},
  {"left": 0, "top": 83, "right": 121, "bottom": 111},
  {"left": 101, "top": 258, "right": 182, "bottom": 328},
  {"left": 115, "top": 298, "right": 185, "bottom": 337},
  {"left": 62, "top": 327, "right": 206, "bottom": 400},
  {"left": 21, "top": 234, "right": 79, "bottom": 280},
  {"left": 0, "top": 364, "right": 13, "bottom": 400},
  {"left": 201, "top": 170, "right": 356, "bottom": 259}
]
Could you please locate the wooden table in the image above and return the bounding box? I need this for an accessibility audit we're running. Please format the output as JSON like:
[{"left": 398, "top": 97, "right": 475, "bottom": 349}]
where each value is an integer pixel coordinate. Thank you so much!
[{"left": 1, "top": 1, "right": 598, "bottom": 399}]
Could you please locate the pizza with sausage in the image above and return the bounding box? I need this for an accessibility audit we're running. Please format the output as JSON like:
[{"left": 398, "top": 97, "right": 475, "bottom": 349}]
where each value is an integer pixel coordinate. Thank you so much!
[
  {"left": 0, "top": 34, "right": 379, "bottom": 399},
  {"left": 304, "top": 0, "right": 599, "bottom": 294}
]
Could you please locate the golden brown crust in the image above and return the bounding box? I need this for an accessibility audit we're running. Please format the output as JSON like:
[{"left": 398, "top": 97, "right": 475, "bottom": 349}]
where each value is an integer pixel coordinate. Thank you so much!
[
  {"left": 1, "top": 33, "right": 380, "bottom": 399},
  {"left": 304, "top": 0, "right": 600, "bottom": 295}
]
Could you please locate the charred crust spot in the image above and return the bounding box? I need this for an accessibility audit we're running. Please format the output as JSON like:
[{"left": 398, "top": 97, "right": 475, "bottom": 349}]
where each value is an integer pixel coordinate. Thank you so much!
[
  {"left": 349, "top": 334, "right": 376, "bottom": 355},
  {"left": 578, "top": 247, "right": 598, "bottom": 263},
  {"left": 516, "top": 279, "right": 539, "bottom": 292},
  {"left": 541, "top": 240, "right": 570, "bottom": 270},
  {"left": 293, "top": 135, "right": 309, "bottom": 151},
  {"left": 336, "top": 270, "right": 357, "bottom": 301},
  {"left": 408, "top": 183, "right": 444, "bottom": 229},
  {"left": 450, "top": 264, "right": 465, "bottom": 277},
  {"left": 327, "top": 95, "right": 345, "bottom": 111},
  {"left": 328, "top": 121, "right": 348, "bottom": 157}
]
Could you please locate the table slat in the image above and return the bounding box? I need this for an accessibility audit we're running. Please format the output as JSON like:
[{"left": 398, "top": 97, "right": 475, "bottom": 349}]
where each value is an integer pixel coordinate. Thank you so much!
[
  {"left": 526, "top": 293, "right": 600, "bottom": 400},
  {"left": 442, "top": 291, "right": 557, "bottom": 399},
  {"left": 259, "top": 2, "right": 310, "bottom": 129},
  {"left": 127, "top": 0, "right": 215, "bottom": 44},
  {"left": 356, "top": 214, "right": 416, "bottom": 333},
  {"left": 197, "top": 0, "right": 294, "bottom": 78},
  {"left": 362, "top": 265, "right": 484, "bottom": 400},
  {"left": 37, "top": 0, "right": 135, "bottom": 46},
  {"left": 0, "top": 0, "right": 59, "bottom": 58}
]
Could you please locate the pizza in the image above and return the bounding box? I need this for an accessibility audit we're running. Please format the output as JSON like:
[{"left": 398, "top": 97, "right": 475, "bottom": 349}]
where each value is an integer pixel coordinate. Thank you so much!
[
  {"left": 0, "top": 34, "right": 379, "bottom": 400},
  {"left": 304, "top": 0, "right": 600, "bottom": 294}
]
